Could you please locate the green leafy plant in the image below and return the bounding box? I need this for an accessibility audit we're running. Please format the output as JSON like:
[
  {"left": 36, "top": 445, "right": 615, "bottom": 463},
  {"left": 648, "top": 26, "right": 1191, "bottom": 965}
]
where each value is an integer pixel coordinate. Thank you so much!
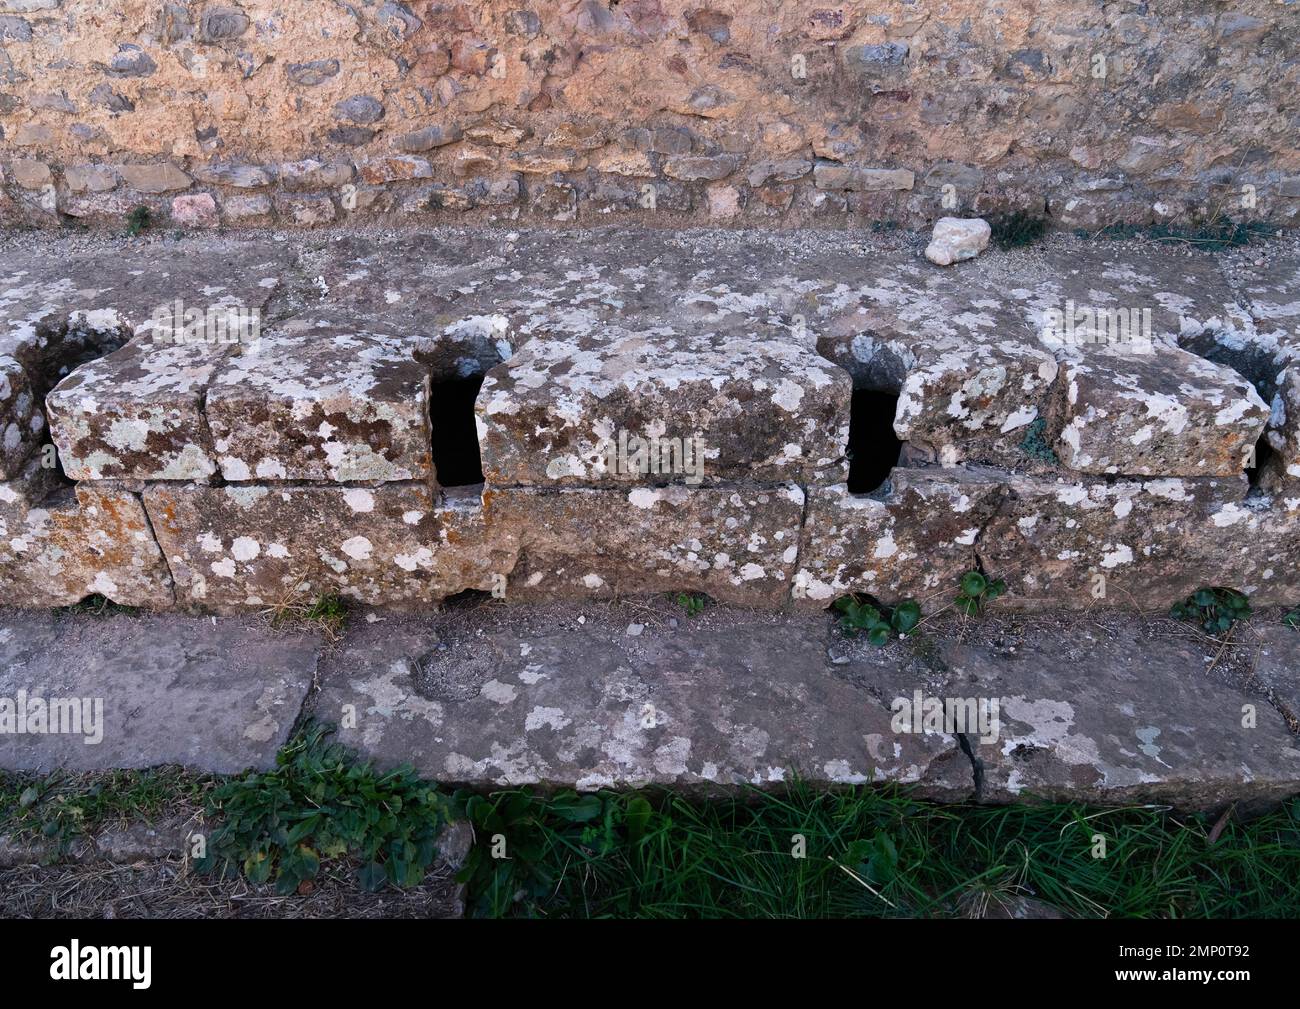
[
  {"left": 454, "top": 787, "right": 646, "bottom": 918},
  {"left": 675, "top": 592, "right": 706, "bottom": 617},
  {"left": 1170, "top": 587, "right": 1251, "bottom": 637},
  {"left": 834, "top": 596, "right": 921, "bottom": 645},
  {"left": 1284, "top": 609, "right": 1300, "bottom": 631},
  {"left": 843, "top": 829, "right": 900, "bottom": 886},
  {"left": 125, "top": 205, "right": 151, "bottom": 237},
  {"left": 955, "top": 570, "right": 1006, "bottom": 616},
  {"left": 197, "top": 721, "right": 453, "bottom": 895}
]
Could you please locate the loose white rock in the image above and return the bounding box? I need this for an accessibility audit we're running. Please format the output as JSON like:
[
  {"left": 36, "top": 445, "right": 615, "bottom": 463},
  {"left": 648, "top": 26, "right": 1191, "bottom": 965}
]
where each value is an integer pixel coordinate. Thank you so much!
[{"left": 924, "top": 217, "right": 992, "bottom": 267}]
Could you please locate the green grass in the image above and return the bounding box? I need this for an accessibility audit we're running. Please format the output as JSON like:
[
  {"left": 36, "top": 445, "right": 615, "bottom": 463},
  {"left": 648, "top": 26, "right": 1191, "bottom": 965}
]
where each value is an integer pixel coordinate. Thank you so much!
[
  {"left": 5, "top": 730, "right": 1299, "bottom": 918},
  {"left": 458, "top": 787, "right": 1300, "bottom": 918},
  {"left": 264, "top": 591, "right": 348, "bottom": 641},
  {"left": 1082, "top": 219, "right": 1279, "bottom": 251},
  {"left": 0, "top": 768, "right": 210, "bottom": 859}
]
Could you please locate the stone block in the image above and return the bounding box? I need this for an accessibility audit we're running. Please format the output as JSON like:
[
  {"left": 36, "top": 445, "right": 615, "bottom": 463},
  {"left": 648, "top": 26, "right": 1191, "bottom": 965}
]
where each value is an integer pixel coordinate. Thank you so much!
[
  {"left": 206, "top": 316, "right": 433, "bottom": 483},
  {"left": 143, "top": 482, "right": 514, "bottom": 611},
  {"left": 478, "top": 330, "right": 850, "bottom": 486},
  {"left": 484, "top": 483, "right": 805, "bottom": 606},
  {"left": 0, "top": 457, "right": 173, "bottom": 608}
]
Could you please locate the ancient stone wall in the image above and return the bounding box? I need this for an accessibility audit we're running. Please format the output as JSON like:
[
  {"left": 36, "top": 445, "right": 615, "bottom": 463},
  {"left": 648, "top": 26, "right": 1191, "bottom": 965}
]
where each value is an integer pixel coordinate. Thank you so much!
[{"left": 1, "top": 0, "right": 1297, "bottom": 231}]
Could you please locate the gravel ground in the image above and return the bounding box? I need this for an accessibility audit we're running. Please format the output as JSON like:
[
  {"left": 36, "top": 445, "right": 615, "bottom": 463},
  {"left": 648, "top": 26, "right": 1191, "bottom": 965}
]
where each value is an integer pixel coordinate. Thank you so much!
[
  {"left": 1, "top": 220, "right": 1293, "bottom": 283},
  {"left": 0, "top": 857, "right": 463, "bottom": 919}
]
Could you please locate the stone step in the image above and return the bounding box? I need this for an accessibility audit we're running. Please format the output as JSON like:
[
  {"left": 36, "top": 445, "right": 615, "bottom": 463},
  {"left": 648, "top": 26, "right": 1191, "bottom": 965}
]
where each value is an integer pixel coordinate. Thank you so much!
[
  {"left": 1, "top": 227, "right": 1297, "bottom": 614},
  {"left": 5, "top": 602, "right": 1299, "bottom": 812}
]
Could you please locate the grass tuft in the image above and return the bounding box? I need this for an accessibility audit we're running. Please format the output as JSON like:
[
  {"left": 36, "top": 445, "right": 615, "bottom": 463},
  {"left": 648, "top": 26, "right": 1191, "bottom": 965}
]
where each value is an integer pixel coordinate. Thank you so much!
[
  {"left": 262, "top": 584, "right": 348, "bottom": 642},
  {"left": 7, "top": 730, "right": 1300, "bottom": 918},
  {"left": 0, "top": 768, "right": 209, "bottom": 860},
  {"left": 455, "top": 785, "right": 1300, "bottom": 918},
  {"left": 1083, "top": 219, "right": 1278, "bottom": 251}
]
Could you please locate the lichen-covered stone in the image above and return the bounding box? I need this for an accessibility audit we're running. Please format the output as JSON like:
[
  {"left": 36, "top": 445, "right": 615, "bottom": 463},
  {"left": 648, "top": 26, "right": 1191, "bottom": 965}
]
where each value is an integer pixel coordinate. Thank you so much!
[
  {"left": 981, "top": 472, "right": 1300, "bottom": 608},
  {"left": 1055, "top": 345, "right": 1268, "bottom": 477},
  {"left": 4, "top": 241, "right": 296, "bottom": 480},
  {"left": 206, "top": 316, "right": 433, "bottom": 483},
  {"left": 143, "top": 482, "right": 515, "bottom": 611},
  {"left": 958, "top": 626, "right": 1300, "bottom": 806},
  {"left": 0, "top": 458, "right": 173, "bottom": 608},
  {"left": 315, "top": 611, "right": 969, "bottom": 796},
  {"left": 841, "top": 615, "right": 1300, "bottom": 808},
  {"left": 896, "top": 342, "right": 1059, "bottom": 466},
  {"left": 46, "top": 338, "right": 228, "bottom": 481},
  {"left": 1262, "top": 366, "right": 1300, "bottom": 490},
  {"left": 794, "top": 469, "right": 1006, "bottom": 607},
  {"left": 478, "top": 331, "right": 849, "bottom": 486},
  {"left": 484, "top": 483, "right": 805, "bottom": 606},
  {"left": 2, "top": 226, "right": 1299, "bottom": 620}
]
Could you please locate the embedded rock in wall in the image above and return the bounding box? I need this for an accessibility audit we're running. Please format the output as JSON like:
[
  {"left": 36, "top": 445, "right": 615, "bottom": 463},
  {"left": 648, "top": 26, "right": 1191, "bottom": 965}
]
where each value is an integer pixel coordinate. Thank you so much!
[{"left": 0, "top": 1, "right": 1296, "bottom": 230}]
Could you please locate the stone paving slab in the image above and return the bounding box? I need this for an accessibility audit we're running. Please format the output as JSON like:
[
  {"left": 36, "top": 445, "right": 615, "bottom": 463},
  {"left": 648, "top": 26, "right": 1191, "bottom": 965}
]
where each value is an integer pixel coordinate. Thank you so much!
[
  {"left": 0, "top": 242, "right": 296, "bottom": 346},
  {"left": 1234, "top": 252, "right": 1300, "bottom": 347},
  {"left": 310, "top": 602, "right": 1300, "bottom": 810},
  {"left": 2, "top": 602, "right": 1297, "bottom": 811},
  {"left": 0, "top": 609, "right": 320, "bottom": 774},
  {"left": 1252, "top": 624, "right": 1300, "bottom": 731},
  {"left": 312, "top": 606, "right": 972, "bottom": 799},
  {"left": 837, "top": 612, "right": 1300, "bottom": 808}
]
